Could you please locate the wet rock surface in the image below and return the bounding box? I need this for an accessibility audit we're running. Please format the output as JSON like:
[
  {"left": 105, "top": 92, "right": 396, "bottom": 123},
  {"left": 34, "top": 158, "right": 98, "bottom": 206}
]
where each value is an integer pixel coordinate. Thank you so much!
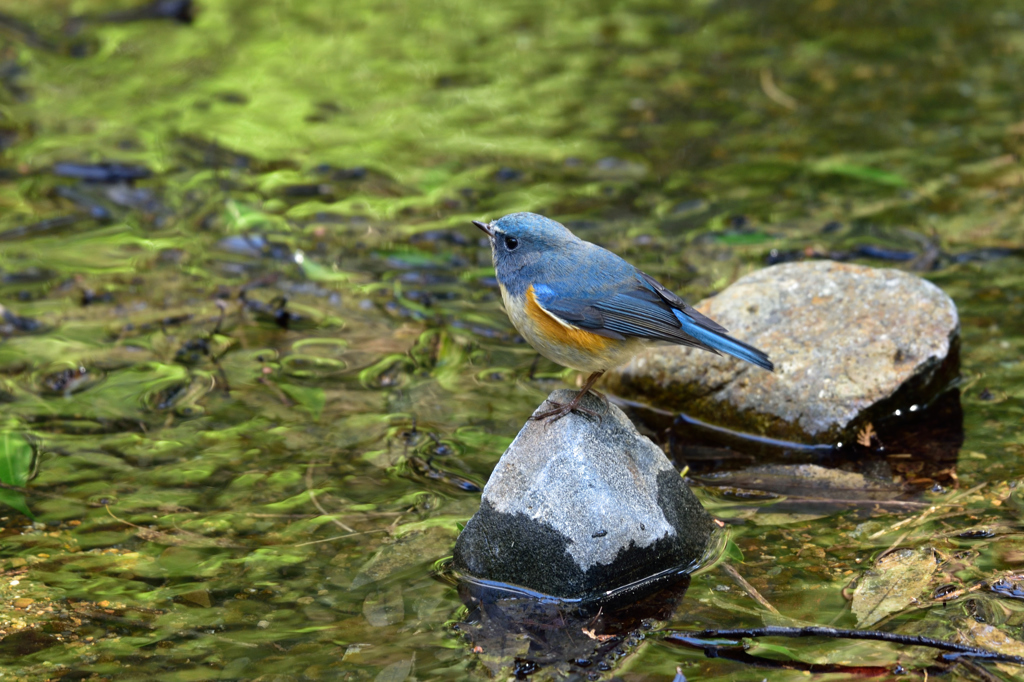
[
  {"left": 604, "top": 261, "right": 960, "bottom": 443},
  {"left": 453, "top": 389, "right": 715, "bottom": 600}
]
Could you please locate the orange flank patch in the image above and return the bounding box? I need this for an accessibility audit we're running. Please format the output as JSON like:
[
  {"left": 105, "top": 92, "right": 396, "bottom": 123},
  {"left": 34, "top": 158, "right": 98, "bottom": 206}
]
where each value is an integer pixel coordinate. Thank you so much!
[{"left": 525, "top": 285, "right": 614, "bottom": 353}]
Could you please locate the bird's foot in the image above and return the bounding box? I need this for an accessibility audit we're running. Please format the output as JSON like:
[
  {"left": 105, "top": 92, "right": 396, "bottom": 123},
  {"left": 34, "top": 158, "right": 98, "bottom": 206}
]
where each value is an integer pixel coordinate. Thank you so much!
[{"left": 530, "top": 390, "right": 604, "bottom": 424}]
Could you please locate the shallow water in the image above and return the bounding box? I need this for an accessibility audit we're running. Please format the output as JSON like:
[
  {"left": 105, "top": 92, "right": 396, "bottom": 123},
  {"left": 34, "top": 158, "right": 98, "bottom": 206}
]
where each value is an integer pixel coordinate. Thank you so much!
[{"left": 1, "top": 1, "right": 1024, "bottom": 680}]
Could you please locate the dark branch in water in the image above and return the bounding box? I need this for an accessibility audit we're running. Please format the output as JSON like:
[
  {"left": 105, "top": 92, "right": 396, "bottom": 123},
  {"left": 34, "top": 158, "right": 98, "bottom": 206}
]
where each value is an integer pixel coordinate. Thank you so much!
[
  {"left": 53, "top": 161, "right": 151, "bottom": 184},
  {"left": 666, "top": 625, "right": 1024, "bottom": 665},
  {"left": 0, "top": 215, "right": 88, "bottom": 241},
  {"left": 0, "top": 12, "right": 56, "bottom": 49},
  {"left": 71, "top": 0, "right": 194, "bottom": 27}
]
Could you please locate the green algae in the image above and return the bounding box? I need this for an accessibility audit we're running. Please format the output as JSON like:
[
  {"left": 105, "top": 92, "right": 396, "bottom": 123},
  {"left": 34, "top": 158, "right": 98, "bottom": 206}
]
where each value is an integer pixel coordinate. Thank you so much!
[{"left": 0, "top": 0, "right": 1021, "bottom": 679}]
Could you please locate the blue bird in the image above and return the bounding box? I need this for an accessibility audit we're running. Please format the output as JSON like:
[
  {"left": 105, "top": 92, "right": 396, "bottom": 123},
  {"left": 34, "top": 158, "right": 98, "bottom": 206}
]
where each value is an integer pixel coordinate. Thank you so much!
[{"left": 473, "top": 212, "right": 773, "bottom": 421}]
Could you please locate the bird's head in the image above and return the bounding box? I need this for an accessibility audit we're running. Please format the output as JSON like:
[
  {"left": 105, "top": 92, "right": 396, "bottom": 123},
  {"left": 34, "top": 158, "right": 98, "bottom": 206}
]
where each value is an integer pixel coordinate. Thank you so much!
[{"left": 472, "top": 212, "right": 578, "bottom": 279}]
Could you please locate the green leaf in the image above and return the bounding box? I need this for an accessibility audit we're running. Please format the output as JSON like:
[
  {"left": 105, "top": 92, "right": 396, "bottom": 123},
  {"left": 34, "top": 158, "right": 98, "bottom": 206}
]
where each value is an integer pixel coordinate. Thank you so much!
[
  {"left": 0, "top": 432, "right": 35, "bottom": 518},
  {"left": 715, "top": 231, "right": 772, "bottom": 245},
  {"left": 0, "top": 488, "right": 32, "bottom": 518},
  {"left": 299, "top": 257, "right": 354, "bottom": 282},
  {"left": 0, "top": 432, "right": 34, "bottom": 487},
  {"left": 279, "top": 383, "right": 326, "bottom": 421},
  {"left": 810, "top": 160, "right": 908, "bottom": 187},
  {"left": 724, "top": 538, "right": 745, "bottom": 562},
  {"left": 746, "top": 641, "right": 801, "bottom": 658},
  {"left": 223, "top": 200, "right": 287, "bottom": 231}
]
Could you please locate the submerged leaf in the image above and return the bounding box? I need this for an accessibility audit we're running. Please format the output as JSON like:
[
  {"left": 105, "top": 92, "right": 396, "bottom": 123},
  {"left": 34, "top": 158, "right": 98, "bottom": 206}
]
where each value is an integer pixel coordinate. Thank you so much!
[
  {"left": 0, "top": 432, "right": 33, "bottom": 487},
  {"left": 810, "top": 159, "right": 908, "bottom": 187},
  {"left": 724, "top": 538, "right": 745, "bottom": 563},
  {"left": 852, "top": 548, "right": 937, "bottom": 626},
  {"left": 750, "top": 512, "right": 827, "bottom": 526},
  {"left": 351, "top": 527, "right": 454, "bottom": 589},
  {"left": 374, "top": 657, "right": 414, "bottom": 682},
  {"left": 300, "top": 257, "right": 355, "bottom": 282},
  {"left": 956, "top": 618, "right": 1024, "bottom": 656},
  {"left": 955, "top": 618, "right": 1024, "bottom": 676},
  {"left": 279, "top": 383, "right": 326, "bottom": 421},
  {"left": 0, "top": 488, "right": 32, "bottom": 519},
  {"left": 0, "top": 432, "right": 35, "bottom": 517},
  {"left": 363, "top": 586, "right": 404, "bottom": 627}
]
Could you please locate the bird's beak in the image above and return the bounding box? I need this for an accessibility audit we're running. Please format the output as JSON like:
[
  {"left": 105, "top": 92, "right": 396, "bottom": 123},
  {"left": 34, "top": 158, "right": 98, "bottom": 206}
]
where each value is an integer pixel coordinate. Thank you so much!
[{"left": 472, "top": 220, "right": 494, "bottom": 237}]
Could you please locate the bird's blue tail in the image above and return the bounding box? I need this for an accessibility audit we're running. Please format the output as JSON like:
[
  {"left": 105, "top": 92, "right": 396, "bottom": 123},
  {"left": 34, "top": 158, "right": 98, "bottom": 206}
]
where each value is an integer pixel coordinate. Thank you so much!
[{"left": 672, "top": 309, "right": 774, "bottom": 371}]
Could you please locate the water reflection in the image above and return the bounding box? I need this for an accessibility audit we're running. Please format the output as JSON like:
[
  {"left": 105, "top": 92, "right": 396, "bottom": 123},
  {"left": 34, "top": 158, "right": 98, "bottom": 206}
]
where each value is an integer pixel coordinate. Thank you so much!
[
  {"left": 621, "top": 384, "right": 965, "bottom": 502},
  {"left": 449, "top": 569, "right": 692, "bottom": 679}
]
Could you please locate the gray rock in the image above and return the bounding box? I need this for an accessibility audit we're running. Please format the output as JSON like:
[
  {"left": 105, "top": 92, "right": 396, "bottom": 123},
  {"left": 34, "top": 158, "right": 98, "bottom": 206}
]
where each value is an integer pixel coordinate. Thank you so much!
[
  {"left": 453, "top": 389, "right": 715, "bottom": 600},
  {"left": 604, "top": 261, "right": 960, "bottom": 443}
]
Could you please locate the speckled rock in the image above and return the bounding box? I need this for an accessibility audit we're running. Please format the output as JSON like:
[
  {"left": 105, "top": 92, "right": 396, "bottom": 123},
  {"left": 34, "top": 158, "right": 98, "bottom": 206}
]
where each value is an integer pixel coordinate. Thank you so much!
[
  {"left": 604, "top": 261, "right": 960, "bottom": 443},
  {"left": 453, "top": 390, "right": 715, "bottom": 600}
]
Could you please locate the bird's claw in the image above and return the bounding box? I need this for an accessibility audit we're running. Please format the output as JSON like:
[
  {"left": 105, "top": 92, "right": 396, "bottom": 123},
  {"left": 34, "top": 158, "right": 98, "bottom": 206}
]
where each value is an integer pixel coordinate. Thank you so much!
[{"left": 529, "top": 396, "right": 604, "bottom": 424}]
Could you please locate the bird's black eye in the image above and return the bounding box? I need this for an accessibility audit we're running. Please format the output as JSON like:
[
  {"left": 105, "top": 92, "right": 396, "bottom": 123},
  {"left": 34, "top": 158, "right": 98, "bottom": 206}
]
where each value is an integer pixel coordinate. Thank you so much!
[{"left": 504, "top": 236, "right": 519, "bottom": 250}]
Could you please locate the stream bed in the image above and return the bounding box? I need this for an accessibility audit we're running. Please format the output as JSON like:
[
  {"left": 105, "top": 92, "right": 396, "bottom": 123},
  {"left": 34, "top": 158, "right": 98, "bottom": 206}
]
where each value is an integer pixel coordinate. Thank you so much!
[{"left": 1, "top": 1, "right": 1024, "bottom": 680}]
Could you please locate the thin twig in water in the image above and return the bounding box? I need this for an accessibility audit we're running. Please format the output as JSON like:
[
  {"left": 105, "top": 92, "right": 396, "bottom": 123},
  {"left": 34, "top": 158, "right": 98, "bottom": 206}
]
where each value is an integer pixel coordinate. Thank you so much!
[
  {"left": 958, "top": 657, "right": 1003, "bottom": 682},
  {"left": 949, "top": 481, "right": 988, "bottom": 502},
  {"left": 305, "top": 461, "right": 355, "bottom": 533},
  {"left": 868, "top": 482, "right": 987, "bottom": 540},
  {"left": 880, "top": 529, "right": 913, "bottom": 558},
  {"left": 243, "top": 511, "right": 402, "bottom": 519},
  {"left": 295, "top": 529, "right": 388, "bottom": 547},
  {"left": 759, "top": 68, "right": 798, "bottom": 110},
  {"left": 105, "top": 505, "right": 242, "bottom": 548},
  {"left": 826, "top": 600, "right": 850, "bottom": 627},
  {"left": 208, "top": 300, "right": 232, "bottom": 394},
  {"left": 869, "top": 506, "right": 937, "bottom": 540},
  {"left": 213, "top": 633, "right": 259, "bottom": 649},
  {"left": 258, "top": 376, "right": 293, "bottom": 405},
  {"left": 666, "top": 625, "right": 1024, "bottom": 665},
  {"left": 785, "top": 497, "right": 932, "bottom": 509},
  {"left": 245, "top": 513, "right": 318, "bottom": 518},
  {"left": 722, "top": 563, "right": 780, "bottom": 615}
]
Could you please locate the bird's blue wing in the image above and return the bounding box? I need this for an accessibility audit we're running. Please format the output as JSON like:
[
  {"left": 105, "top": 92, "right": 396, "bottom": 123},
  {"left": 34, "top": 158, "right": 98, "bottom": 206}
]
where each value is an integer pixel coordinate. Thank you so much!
[
  {"left": 529, "top": 283, "right": 626, "bottom": 341},
  {"left": 533, "top": 271, "right": 774, "bottom": 371},
  {"left": 634, "top": 271, "right": 728, "bottom": 334},
  {"left": 532, "top": 278, "right": 714, "bottom": 350}
]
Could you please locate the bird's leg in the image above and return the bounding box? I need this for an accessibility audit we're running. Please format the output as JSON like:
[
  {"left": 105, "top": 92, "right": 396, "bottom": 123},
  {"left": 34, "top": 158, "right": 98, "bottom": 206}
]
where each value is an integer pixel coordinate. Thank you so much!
[
  {"left": 530, "top": 371, "right": 607, "bottom": 423},
  {"left": 586, "top": 386, "right": 610, "bottom": 412},
  {"left": 527, "top": 353, "right": 541, "bottom": 380}
]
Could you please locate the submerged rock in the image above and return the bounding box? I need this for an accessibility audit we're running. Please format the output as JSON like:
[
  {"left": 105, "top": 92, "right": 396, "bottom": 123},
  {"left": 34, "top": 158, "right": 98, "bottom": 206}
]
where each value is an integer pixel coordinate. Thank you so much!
[
  {"left": 604, "top": 261, "right": 960, "bottom": 444},
  {"left": 692, "top": 463, "right": 903, "bottom": 501},
  {"left": 453, "top": 389, "right": 715, "bottom": 600}
]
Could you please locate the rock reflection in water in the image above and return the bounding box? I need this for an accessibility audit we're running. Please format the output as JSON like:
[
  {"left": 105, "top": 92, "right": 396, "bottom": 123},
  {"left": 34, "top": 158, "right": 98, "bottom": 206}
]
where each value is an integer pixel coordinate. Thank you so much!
[
  {"left": 451, "top": 571, "right": 691, "bottom": 679},
  {"left": 619, "top": 386, "right": 964, "bottom": 499}
]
